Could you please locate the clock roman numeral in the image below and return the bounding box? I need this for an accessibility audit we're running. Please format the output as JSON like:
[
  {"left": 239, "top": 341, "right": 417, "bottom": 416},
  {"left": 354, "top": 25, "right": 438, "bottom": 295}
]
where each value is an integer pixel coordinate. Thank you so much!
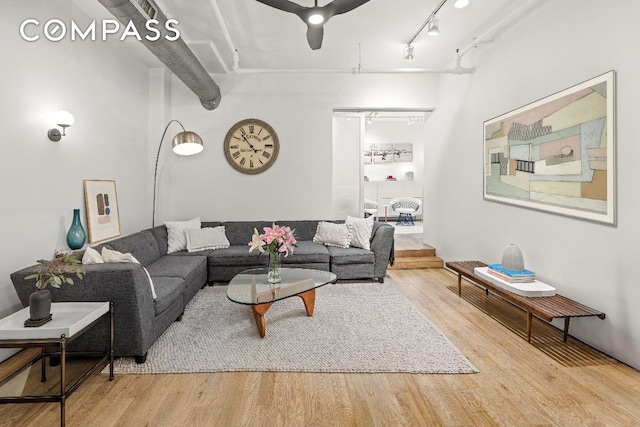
[
  {"left": 239, "top": 157, "right": 246, "bottom": 166},
  {"left": 249, "top": 125, "right": 255, "bottom": 133},
  {"left": 232, "top": 151, "right": 240, "bottom": 159},
  {"left": 250, "top": 160, "right": 254, "bottom": 168},
  {"left": 240, "top": 128, "right": 247, "bottom": 136},
  {"left": 262, "top": 135, "right": 271, "bottom": 141},
  {"left": 230, "top": 145, "right": 238, "bottom": 149},
  {"left": 262, "top": 151, "right": 271, "bottom": 159},
  {"left": 264, "top": 143, "right": 273, "bottom": 148}
]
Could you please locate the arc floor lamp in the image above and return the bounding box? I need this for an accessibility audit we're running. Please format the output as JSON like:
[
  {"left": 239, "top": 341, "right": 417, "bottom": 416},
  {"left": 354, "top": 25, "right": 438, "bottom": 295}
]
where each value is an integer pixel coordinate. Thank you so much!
[{"left": 153, "top": 120, "right": 204, "bottom": 227}]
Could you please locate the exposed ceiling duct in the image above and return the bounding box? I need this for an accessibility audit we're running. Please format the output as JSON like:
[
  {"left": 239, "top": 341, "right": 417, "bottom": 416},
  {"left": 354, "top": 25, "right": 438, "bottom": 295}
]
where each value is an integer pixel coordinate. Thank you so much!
[{"left": 98, "top": 0, "right": 221, "bottom": 110}]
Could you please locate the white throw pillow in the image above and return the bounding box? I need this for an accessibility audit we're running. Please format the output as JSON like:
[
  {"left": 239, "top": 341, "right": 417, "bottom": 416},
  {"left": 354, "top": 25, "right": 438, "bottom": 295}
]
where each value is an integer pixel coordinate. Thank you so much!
[
  {"left": 101, "top": 247, "right": 157, "bottom": 300},
  {"left": 346, "top": 215, "right": 374, "bottom": 250},
  {"left": 82, "top": 247, "right": 104, "bottom": 264},
  {"left": 101, "top": 247, "right": 139, "bottom": 263},
  {"left": 164, "top": 217, "right": 201, "bottom": 254},
  {"left": 313, "top": 222, "right": 353, "bottom": 249},
  {"left": 185, "top": 226, "right": 230, "bottom": 252}
]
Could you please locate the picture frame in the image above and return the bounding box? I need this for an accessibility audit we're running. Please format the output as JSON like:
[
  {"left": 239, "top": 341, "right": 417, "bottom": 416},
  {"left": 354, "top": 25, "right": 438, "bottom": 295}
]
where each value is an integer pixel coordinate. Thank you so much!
[
  {"left": 393, "top": 143, "right": 413, "bottom": 162},
  {"left": 373, "top": 143, "right": 393, "bottom": 164},
  {"left": 83, "top": 179, "right": 121, "bottom": 243},
  {"left": 483, "top": 71, "right": 615, "bottom": 225},
  {"left": 363, "top": 144, "right": 374, "bottom": 165}
]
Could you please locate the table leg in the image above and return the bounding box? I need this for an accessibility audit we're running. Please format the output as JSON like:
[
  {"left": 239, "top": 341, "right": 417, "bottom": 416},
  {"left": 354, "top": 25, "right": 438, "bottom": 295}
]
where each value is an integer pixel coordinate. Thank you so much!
[
  {"left": 252, "top": 303, "right": 273, "bottom": 338},
  {"left": 109, "top": 302, "right": 114, "bottom": 380},
  {"left": 526, "top": 312, "right": 533, "bottom": 343},
  {"left": 563, "top": 318, "right": 570, "bottom": 342},
  {"left": 41, "top": 347, "right": 46, "bottom": 382},
  {"left": 298, "top": 289, "right": 316, "bottom": 316},
  {"left": 60, "top": 335, "right": 66, "bottom": 427}
]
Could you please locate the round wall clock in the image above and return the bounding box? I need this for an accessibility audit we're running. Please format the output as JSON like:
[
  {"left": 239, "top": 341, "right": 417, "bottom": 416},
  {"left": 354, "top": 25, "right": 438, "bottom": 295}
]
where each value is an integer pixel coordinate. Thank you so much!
[{"left": 223, "top": 118, "right": 280, "bottom": 175}]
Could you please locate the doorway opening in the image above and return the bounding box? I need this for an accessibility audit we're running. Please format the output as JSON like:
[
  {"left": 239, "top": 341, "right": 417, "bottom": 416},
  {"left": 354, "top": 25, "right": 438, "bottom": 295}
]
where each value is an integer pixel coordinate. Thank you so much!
[{"left": 332, "top": 109, "right": 432, "bottom": 236}]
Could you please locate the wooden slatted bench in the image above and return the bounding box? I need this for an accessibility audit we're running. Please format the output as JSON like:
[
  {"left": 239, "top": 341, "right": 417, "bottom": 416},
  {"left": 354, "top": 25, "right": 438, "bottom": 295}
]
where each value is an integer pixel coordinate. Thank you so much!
[{"left": 445, "top": 260, "right": 605, "bottom": 343}]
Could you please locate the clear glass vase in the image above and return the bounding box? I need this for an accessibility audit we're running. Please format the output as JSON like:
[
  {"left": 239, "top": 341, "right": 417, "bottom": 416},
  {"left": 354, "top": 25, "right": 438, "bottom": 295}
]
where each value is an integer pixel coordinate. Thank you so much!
[{"left": 267, "top": 251, "right": 282, "bottom": 284}]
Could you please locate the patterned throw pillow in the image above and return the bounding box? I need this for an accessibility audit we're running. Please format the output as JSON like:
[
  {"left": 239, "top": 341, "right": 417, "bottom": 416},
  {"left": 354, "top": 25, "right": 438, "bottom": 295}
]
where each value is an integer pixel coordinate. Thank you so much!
[
  {"left": 185, "top": 226, "right": 230, "bottom": 252},
  {"left": 164, "top": 217, "right": 201, "bottom": 254},
  {"left": 345, "top": 215, "right": 374, "bottom": 250},
  {"left": 82, "top": 246, "right": 104, "bottom": 264},
  {"left": 313, "top": 221, "right": 353, "bottom": 248}
]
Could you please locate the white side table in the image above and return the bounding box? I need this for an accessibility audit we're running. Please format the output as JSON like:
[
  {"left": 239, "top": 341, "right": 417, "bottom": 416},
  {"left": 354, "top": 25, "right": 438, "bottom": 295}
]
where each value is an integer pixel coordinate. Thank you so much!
[{"left": 0, "top": 302, "right": 114, "bottom": 427}]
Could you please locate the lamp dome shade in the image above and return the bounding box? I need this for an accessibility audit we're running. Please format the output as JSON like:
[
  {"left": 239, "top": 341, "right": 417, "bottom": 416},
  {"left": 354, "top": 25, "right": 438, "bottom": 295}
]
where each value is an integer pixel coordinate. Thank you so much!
[
  {"left": 172, "top": 131, "right": 204, "bottom": 156},
  {"left": 54, "top": 110, "right": 74, "bottom": 127}
]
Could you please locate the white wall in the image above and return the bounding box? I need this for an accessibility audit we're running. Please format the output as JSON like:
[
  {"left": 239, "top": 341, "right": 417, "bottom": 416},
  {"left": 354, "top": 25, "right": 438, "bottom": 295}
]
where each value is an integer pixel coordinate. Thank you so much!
[
  {"left": 0, "top": 0, "right": 151, "bottom": 361},
  {"left": 424, "top": 0, "right": 640, "bottom": 369},
  {"left": 159, "top": 73, "right": 439, "bottom": 222}
]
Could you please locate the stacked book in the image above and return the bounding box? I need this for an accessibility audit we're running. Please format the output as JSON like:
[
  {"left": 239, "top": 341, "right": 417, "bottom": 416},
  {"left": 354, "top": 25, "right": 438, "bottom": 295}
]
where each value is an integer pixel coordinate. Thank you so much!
[{"left": 487, "top": 264, "right": 536, "bottom": 283}]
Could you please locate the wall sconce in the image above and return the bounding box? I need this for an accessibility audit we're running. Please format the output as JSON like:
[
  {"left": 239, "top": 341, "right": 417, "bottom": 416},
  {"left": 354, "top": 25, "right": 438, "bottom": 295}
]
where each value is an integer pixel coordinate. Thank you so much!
[{"left": 48, "top": 110, "right": 75, "bottom": 142}]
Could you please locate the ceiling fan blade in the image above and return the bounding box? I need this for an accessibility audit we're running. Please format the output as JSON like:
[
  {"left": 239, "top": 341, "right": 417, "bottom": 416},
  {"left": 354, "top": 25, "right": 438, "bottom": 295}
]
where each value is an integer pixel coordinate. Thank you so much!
[
  {"left": 306, "top": 25, "right": 324, "bottom": 50},
  {"left": 327, "top": 0, "right": 370, "bottom": 15},
  {"left": 255, "top": 0, "right": 304, "bottom": 14}
]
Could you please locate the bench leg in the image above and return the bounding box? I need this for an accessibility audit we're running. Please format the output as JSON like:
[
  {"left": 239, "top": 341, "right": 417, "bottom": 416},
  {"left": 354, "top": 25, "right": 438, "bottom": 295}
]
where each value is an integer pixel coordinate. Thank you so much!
[
  {"left": 457, "top": 274, "right": 462, "bottom": 296},
  {"left": 526, "top": 311, "right": 533, "bottom": 343},
  {"left": 563, "top": 318, "right": 570, "bottom": 342}
]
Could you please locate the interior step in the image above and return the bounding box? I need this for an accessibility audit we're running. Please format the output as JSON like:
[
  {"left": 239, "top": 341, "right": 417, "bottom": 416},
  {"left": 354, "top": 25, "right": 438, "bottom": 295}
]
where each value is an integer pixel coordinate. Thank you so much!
[
  {"left": 395, "top": 247, "right": 436, "bottom": 258},
  {"left": 389, "top": 256, "right": 444, "bottom": 270}
]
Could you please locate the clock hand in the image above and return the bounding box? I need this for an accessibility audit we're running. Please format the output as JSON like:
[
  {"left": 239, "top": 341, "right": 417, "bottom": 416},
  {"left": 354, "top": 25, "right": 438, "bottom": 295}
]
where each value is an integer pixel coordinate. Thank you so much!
[{"left": 241, "top": 135, "right": 259, "bottom": 153}]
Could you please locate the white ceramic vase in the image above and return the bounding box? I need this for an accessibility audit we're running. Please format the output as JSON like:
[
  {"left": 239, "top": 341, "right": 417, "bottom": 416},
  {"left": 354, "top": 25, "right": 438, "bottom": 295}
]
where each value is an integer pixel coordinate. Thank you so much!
[{"left": 501, "top": 244, "right": 525, "bottom": 271}]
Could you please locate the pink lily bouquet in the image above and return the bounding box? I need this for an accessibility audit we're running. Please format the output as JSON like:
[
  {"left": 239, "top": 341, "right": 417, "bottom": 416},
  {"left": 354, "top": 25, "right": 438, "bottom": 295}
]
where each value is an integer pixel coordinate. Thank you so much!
[
  {"left": 249, "top": 223, "right": 297, "bottom": 257},
  {"left": 249, "top": 223, "right": 297, "bottom": 283}
]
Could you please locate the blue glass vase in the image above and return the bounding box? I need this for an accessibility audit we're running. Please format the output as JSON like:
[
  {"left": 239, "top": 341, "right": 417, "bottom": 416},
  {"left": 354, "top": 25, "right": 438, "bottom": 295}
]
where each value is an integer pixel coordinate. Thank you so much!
[{"left": 66, "top": 209, "right": 86, "bottom": 250}]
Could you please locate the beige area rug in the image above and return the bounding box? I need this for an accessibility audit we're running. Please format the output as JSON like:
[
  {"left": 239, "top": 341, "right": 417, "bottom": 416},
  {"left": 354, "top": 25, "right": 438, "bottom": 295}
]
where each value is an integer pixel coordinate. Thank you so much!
[{"left": 102, "top": 281, "right": 477, "bottom": 374}]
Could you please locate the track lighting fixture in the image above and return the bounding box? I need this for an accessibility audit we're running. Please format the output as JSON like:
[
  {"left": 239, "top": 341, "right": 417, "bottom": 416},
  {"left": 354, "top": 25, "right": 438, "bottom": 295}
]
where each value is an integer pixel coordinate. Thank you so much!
[
  {"left": 427, "top": 19, "right": 440, "bottom": 36},
  {"left": 403, "top": 44, "right": 415, "bottom": 61}
]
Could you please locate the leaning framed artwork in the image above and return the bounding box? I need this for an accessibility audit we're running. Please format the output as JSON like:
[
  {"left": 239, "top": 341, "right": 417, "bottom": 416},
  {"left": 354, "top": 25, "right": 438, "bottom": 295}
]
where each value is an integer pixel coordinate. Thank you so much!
[
  {"left": 83, "top": 179, "right": 121, "bottom": 243},
  {"left": 483, "top": 71, "right": 615, "bottom": 225}
]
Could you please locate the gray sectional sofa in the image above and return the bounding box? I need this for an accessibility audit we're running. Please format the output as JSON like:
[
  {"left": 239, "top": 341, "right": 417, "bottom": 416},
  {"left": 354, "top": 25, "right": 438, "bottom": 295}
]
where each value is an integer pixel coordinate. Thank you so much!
[{"left": 10, "top": 220, "right": 394, "bottom": 363}]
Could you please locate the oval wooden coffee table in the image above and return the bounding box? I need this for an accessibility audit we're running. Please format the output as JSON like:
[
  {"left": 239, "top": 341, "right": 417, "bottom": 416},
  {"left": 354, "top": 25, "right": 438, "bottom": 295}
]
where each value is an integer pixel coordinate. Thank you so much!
[{"left": 227, "top": 268, "right": 337, "bottom": 337}]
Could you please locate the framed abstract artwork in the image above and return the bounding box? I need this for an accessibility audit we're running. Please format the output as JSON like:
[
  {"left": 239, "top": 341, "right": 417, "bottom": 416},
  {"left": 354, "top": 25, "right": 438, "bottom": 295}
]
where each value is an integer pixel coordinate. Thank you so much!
[
  {"left": 483, "top": 71, "right": 615, "bottom": 225},
  {"left": 83, "top": 179, "right": 121, "bottom": 243}
]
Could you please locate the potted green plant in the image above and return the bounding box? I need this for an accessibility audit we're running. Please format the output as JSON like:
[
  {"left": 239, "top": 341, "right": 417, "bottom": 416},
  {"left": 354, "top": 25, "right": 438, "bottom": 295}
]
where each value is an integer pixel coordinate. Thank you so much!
[{"left": 24, "top": 251, "right": 85, "bottom": 326}]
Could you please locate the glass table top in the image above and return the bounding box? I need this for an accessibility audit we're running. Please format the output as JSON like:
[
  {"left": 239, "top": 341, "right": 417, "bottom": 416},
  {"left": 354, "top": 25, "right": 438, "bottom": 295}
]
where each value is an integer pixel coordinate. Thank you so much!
[{"left": 227, "top": 268, "right": 337, "bottom": 305}]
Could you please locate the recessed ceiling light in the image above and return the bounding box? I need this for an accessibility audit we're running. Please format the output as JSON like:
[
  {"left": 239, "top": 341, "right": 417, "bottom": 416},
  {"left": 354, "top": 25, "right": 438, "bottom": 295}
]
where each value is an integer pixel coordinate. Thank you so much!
[{"left": 454, "top": 0, "right": 469, "bottom": 8}]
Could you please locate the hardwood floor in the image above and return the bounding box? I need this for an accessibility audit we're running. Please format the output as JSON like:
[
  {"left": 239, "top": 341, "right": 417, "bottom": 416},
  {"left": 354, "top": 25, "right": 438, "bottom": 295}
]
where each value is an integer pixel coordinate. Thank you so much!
[{"left": 1, "top": 262, "right": 639, "bottom": 426}]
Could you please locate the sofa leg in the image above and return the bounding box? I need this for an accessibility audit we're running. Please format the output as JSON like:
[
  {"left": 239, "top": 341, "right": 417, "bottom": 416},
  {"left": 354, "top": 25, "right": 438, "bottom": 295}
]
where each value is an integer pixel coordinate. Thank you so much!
[
  {"left": 134, "top": 353, "right": 148, "bottom": 364},
  {"left": 176, "top": 312, "right": 184, "bottom": 322},
  {"left": 377, "top": 277, "right": 385, "bottom": 283}
]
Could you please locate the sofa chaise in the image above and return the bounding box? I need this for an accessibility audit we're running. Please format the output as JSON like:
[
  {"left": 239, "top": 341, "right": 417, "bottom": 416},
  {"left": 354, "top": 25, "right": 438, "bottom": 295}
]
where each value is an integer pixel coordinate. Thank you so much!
[{"left": 10, "top": 220, "right": 395, "bottom": 363}]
